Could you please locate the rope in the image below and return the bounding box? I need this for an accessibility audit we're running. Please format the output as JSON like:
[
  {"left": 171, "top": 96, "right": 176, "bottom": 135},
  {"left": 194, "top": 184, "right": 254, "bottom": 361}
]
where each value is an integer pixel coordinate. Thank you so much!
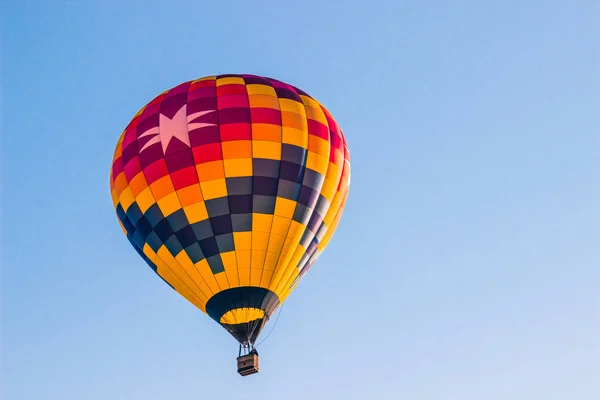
[{"left": 254, "top": 304, "right": 284, "bottom": 348}]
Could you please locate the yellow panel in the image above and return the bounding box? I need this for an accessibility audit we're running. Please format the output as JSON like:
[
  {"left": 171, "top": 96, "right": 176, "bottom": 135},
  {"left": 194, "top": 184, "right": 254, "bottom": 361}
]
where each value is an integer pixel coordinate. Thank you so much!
[
  {"left": 267, "top": 234, "right": 286, "bottom": 253},
  {"left": 154, "top": 257, "right": 207, "bottom": 312},
  {"left": 274, "top": 197, "right": 296, "bottom": 218},
  {"left": 233, "top": 232, "right": 252, "bottom": 250},
  {"left": 250, "top": 268, "right": 263, "bottom": 287},
  {"left": 279, "top": 98, "right": 305, "bottom": 114},
  {"left": 111, "top": 188, "right": 120, "bottom": 208},
  {"left": 119, "top": 187, "right": 135, "bottom": 211},
  {"left": 302, "top": 105, "right": 328, "bottom": 125},
  {"left": 252, "top": 213, "right": 273, "bottom": 233},
  {"left": 263, "top": 252, "right": 279, "bottom": 271},
  {"left": 308, "top": 136, "right": 330, "bottom": 156},
  {"left": 252, "top": 140, "right": 281, "bottom": 160},
  {"left": 195, "top": 259, "right": 222, "bottom": 293},
  {"left": 183, "top": 202, "right": 208, "bottom": 223},
  {"left": 274, "top": 245, "right": 306, "bottom": 295},
  {"left": 214, "top": 271, "right": 230, "bottom": 290},
  {"left": 135, "top": 187, "right": 156, "bottom": 213},
  {"left": 259, "top": 268, "right": 275, "bottom": 287},
  {"left": 221, "top": 251, "right": 240, "bottom": 288},
  {"left": 238, "top": 268, "right": 251, "bottom": 286},
  {"left": 174, "top": 251, "right": 213, "bottom": 298},
  {"left": 200, "top": 178, "right": 227, "bottom": 200},
  {"left": 216, "top": 77, "right": 245, "bottom": 86},
  {"left": 252, "top": 231, "right": 269, "bottom": 251},
  {"left": 236, "top": 250, "right": 251, "bottom": 269},
  {"left": 271, "top": 216, "right": 292, "bottom": 236},
  {"left": 156, "top": 245, "right": 211, "bottom": 300},
  {"left": 246, "top": 84, "right": 277, "bottom": 96},
  {"left": 249, "top": 94, "right": 280, "bottom": 109},
  {"left": 220, "top": 308, "right": 265, "bottom": 324},
  {"left": 279, "top": 267, "right": 301, "bottom": 301},
  {"left": 282, "top": 127, "right": 308, "bottom": 148},
  {"left": 306, "top": 151, "right": 328, "bottom": 175},
  {"left": 157, "top": 192, "right": 182, "bottom": 217},
  {"left": 224, "top": 158, "right": 253, "bottom": 177}
]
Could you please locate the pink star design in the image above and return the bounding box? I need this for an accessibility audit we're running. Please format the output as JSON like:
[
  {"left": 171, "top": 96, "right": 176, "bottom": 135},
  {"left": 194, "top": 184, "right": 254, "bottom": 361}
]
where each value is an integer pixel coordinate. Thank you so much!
[{"left": 138, "top": 105, "right": 216, "bottom": 153}]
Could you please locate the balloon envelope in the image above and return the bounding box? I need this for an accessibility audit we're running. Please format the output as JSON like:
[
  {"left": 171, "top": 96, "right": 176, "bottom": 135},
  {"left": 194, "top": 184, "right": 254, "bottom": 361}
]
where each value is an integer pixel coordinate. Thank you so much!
[{"left": 110, "top": 74, "right": 350, "bottom": 346}]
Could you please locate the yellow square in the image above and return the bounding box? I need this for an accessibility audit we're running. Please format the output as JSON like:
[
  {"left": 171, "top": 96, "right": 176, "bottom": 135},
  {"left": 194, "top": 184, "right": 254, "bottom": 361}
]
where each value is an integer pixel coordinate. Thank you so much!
[
  {"left": 308, "top": 136, "right": 330, "bottom": 156},
  {"left": 279, "top": 98, "right": 305, "bottom": 114},
  {"left": 274, "top": 197, "right": 296, "bottom": 218},
  {"left": 224, "top": 158, "right": 253, "bottom": 177},
  {"left": 217, "top": 77, "right": 245, "bottom": 86},
  {"left": 246, "top": 84, "right": 276, "bottom": 96},
  {"left": 183, "top": 202, "right": 208, "bottom": 223},
  {"left": 252, "top": 213, "right": 273, "bottom": 233},
  {"left": 271, "top": 216, "right": 291, "bottom": 236},
  {"left": 267, "top": 233, "right": 286, "bottom": 252},
  {"left": 119, "top": 187, "right": 135, "bottom": 211},
  {"left": 282, "top": 127, "right": 308, "bottom": 148},
  {"left": 233, "top": 232, "right": 252, "bottom": 250},
  {"left": 135, "top": 187, "right": 156, "bottom": 213},
  {"left": 306, "top": 151, "right": 328, "bottom": 174},
  {"left": 236, "top": 250, "right": 251, "bottom": 269},
  {"left": 156, "top": 192, "right": 181, "bottom": 216},
  {"left": 252, "top": 231, "right": 270, "bottom": 251},
  {"left": 200, "top": 178, "right": 227, "bottom": 200},
  {"left": 252, "top": 140, "right": 281, "bottom": 160}
]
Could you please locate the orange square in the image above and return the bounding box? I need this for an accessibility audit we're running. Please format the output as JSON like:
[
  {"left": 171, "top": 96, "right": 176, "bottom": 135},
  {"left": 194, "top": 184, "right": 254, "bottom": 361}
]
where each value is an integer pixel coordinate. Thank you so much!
[
  {"left": 129, "top": 172, "right": 149, "bottom": 197},
  {"left": 149, "top": 175, "right": 175, "bottom": 201},
  {"left": 177, "top": 184, "right": 203, "bottom": 207},
  {"left": 281, "top": 111, "right": 307, "bottom": 130},
  {"left": 196, "top": 160, "right": 225, "bottom": 182},
  {"left": 222, "top": 140, "right": 252, "bottom": 159},
  {"left": 251, "top": 123, "right": 281, "bottom": 142},
  {"left": 249, "top": 94, "right": 280, "bottom": 109}
]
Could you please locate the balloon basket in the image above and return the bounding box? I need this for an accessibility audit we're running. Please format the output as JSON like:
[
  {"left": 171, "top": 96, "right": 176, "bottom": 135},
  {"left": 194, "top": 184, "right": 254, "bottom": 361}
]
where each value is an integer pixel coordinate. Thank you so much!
[{"left": 237, "top": 348, "right": 259, "bottom": 376}]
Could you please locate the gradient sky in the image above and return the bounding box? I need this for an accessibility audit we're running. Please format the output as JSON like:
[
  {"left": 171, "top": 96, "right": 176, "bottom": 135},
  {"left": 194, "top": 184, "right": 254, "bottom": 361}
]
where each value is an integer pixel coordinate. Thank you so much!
[{"left": 3, "top": 1, "right": 599, "bottom": 399}]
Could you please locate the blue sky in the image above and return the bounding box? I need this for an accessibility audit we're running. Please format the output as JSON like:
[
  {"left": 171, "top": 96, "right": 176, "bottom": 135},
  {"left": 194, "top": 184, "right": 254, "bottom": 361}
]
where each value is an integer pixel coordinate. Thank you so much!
[{"left": 3, "top": 1, "right": 599, "bottom": 399}]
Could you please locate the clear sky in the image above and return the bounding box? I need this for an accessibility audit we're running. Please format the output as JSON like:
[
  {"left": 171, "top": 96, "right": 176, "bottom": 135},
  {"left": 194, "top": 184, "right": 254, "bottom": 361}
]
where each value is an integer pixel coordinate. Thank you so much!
[{"left": 3, "top": 1, "right": 599, "bottom": 399}]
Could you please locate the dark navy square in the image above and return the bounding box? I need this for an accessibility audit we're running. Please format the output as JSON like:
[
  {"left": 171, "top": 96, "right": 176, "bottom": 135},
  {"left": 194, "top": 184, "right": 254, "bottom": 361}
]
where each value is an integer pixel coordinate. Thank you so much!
[
  {"left": 146, "top": 231, "right": 163, "bottom": 252},
  {"left": 175, "top": 225, "right": 197, "bottom": 248},
  {"left": 154, "top": 218, "right": 174, "bottom": 242},
  {"left": 216, "top": 233, "right": 235, "bottom": 252},
  {"left": 299, "top": 230, "right": 314, "bottom": 248},
  {"left": 134, "top": 217, "right": 152, "bottom": 239},
  {"left": 302, "top": 168, "right": 325, "bottom": 191},
  {"left": 199, "top": 236, "right": 219, "bottom": 258},
  {"left": 144, "top": 203, "right": 164, "bottom": 227},
  {"left": 206, "top": 254, "right": 225, "bottom": 274},
  {"left": 253, "top": 195, "right": 276, "bottom": 214},
  {"left": 164, "top": 234, "right": 184, "bottom": 256},
  {"left": 210, "top": 215, "right": 233, "bottom": 235},
  {"left": 231, "top": 213, "right": 252, "bottom": 232},
  {"left": 125, "top": 202, "right": 143, "bottom": 226},
  {"left": 253, "top": 159, "right": 280, "bottom": 178},
  {"left": 131, "top": 229, "right": 147, "bottom": 249},
  {"left": 297, "top": 185, "right": 319, "bottom": 209},
  {"left": 116, "top": 204, "right": 127, "bottom": 225},
  {"left": 206, "top": 197, "right": 230, "bottom": 217},
  {"left": 229, "top": 195, "right": 253, "bottom": 214},
  {"left": 185, "top": 242, "right": 204, "bottom": 263},
  {"left": 166, "top": 209, "right": 189, "bottom": 232},
  {"left": 281, "top": 144, "right": 307, "bottom": 164},
  {"left": 192, "top": 220, "right": 213, "bottom": 240},
  {"left": 314, "top": 195, "right": 330, "bottom": 217},
  {"left": 253, "top": 176, "right": 278, "bottom": 196},
  {"left": 226, "top": 177, "right": 253, "bottom": 195},
  {"left": 121, "top": 217, "right": 135, "bottom": 235},
  {"left": 307, "top": 212, "right": 323, "bottom": 233},
  {"left": 277, "top": 180, "right": 301, "bottom": 200},
  {"left": 292, "top": 204, "right": 311, "bottom": 224},
  {"left": 279, "top": 160, "right": 304, "bottom": 182}
]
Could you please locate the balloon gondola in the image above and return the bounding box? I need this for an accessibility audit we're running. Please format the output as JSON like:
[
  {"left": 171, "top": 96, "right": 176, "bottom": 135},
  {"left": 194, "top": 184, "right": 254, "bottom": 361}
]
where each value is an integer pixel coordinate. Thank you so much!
[{"left": 109, "top": 74, "right": 350, "bottom": 375}]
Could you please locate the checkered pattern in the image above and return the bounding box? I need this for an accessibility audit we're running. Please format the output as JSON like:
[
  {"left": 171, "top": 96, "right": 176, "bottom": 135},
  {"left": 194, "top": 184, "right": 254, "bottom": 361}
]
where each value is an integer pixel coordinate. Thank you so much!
[{"left": 110, "top": 74, "right": 350, "bottom": 316}]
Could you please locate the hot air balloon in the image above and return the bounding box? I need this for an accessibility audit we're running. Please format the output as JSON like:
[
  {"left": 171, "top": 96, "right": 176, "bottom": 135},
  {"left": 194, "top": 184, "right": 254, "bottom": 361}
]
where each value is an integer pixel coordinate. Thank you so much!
[{"left": 109, "top": 74, "right": 350, "bottom": 375}]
